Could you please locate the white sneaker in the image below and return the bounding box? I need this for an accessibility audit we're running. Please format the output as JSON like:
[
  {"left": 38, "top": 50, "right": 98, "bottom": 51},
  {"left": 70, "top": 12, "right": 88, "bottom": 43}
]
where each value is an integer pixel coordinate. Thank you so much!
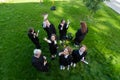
[
  {"left": 62, "top": 66, "right": 65, "bottom": 70},
  {"left": 60, "top": 65, "right": 63, "bottom": 70},
  {"left": 67, "top": 65, "right": 70, "bottom": 70},
  {"left": 73, "top": 63, "right": 76, "bottom": 67},
  {"left": 71, "top": 63, "right": 73, "bottom": 66}
]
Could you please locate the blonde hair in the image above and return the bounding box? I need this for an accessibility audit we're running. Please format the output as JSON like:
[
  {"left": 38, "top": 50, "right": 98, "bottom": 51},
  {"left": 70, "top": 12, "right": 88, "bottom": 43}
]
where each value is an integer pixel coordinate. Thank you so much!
[
  {"left": 81, "top": 44, "right": 87, "bottom": 51},
  {"left": 65, "top": 46, "right": 72, "bottom": 54}
]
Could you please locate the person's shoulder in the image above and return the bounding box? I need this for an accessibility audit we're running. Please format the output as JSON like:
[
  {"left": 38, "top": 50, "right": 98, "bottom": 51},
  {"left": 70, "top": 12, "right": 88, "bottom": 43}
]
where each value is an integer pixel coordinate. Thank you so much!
[
  {"left": 78, "top": 29, "right": 81, "bottom": 31},
  {"left": 76, "top": 29, "right": 81, "bottom": 32},
  {"left": 65, "top": 23, "right": 67, "bottom": 26},
  {"left": 50, "top": 23, "right": 54, "bottom": 26},
  {"left": 28, "top": 32, "right": 31, "bottom": 36},
  {"left": 50, "top": 23, "right": 54, "bottom": 27},
  {"left": 58, "top": 24, "right": 61, "bottom": 27},
  {"left": 40, "top": 54, "right": 44, "bottom": 58},
  {"left": 32, "top": 56, "right": 37, "bottom": 62},
  {"left": 72, "top": 49, "right": 78, "bottom": 53},
  {"left": 58, "top": 24, "right": 61, "bottom": 26},
  {"left": 84, "top": 51, "right": 87, "bottom": 54},
  {"left": 68, "top": 54, "right": 72, "bottom": 58}
]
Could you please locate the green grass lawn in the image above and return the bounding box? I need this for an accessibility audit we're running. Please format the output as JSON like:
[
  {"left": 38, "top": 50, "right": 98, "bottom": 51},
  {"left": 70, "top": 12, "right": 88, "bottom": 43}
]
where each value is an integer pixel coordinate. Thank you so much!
[{"left": 0, "top": 0, "right": 120, "bottom": 80}]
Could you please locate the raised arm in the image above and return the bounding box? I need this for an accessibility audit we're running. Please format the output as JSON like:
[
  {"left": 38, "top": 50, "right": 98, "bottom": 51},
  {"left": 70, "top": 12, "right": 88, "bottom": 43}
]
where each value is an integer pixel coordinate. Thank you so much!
[
  {"left": 59, "top": 52, "right": 64, "bottom": 56},
  {"left": 44, "top": 37, "right": 51, "bottom": 43},
  {"left": 51, "top": 24, "right": 56, "bottom": 34},
  {"left": 66, "top": 19, "right": 70, "bottom": 28},
  {"left": 36, "top": 30, "right": 40, "bottom": 37}
]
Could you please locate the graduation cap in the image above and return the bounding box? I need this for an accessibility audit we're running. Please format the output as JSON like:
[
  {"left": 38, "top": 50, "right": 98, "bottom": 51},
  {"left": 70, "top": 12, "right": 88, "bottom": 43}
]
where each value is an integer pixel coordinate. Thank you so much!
[
  {"left": 50, "top": 0, "right": 56, "bottom": 11},
  {"left": 50, "top": 6, "right": 56, "bottom": 10}
]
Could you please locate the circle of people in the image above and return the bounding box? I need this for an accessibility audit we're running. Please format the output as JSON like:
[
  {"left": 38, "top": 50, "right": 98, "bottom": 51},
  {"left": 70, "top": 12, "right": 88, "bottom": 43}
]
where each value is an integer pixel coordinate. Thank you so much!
[{"left": 28, "top": 14, "right": 88, "bottom": 72}]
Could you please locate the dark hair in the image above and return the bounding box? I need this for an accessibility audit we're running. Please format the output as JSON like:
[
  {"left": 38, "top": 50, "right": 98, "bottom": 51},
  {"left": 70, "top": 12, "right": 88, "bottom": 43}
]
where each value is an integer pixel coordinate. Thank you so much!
[
  {"left": 61, "top": 19, "right": 65, "bottom": 23},
  {"left": 28, "top": 28, "right": 34, "bottom": 33},
  {"left": 80, "top": 21, "right": 87, "bottom": 33},
  {"left": 51, "top": 34, "right": 56, "bottom": 40}
]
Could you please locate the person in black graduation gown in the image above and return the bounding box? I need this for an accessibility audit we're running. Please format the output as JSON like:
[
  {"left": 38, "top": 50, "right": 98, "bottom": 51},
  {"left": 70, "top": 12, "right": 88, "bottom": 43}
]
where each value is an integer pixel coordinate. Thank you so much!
[
  {"left": 71, "top": 45, "right": 88, "bottom": 67},
  {"left": 32, "top": 49, "right": 49, "bottom": 72},
  {"left": 59, "top": 46, "right": 72, "bottom": 70},
  {"left": 28, "top": 28, "right": 41, "bottom": 49},
  {"left": 74, "top": 21, "right": 88, "bottom": 46},
  {"left": 58, "top": 19, "right": 70, "bottom": 43},
  {"left": 44, "top": 34, "right": 58, "bottom": 60},
  {"left": 42, "top": 14, "right": 56, "bottom": 39}
]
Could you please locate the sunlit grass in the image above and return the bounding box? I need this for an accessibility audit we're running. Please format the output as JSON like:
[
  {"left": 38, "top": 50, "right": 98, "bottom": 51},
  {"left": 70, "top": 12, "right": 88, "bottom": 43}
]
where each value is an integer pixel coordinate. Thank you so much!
[{"left": 53, "top": 7, "right": 64, "bottom": 17}]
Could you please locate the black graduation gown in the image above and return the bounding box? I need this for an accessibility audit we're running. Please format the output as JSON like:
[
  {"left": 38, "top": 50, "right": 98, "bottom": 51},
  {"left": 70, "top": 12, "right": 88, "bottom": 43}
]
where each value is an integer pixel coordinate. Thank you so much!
[
  {"left": 28, "top": 32, "right": 41, "bottom": 49},
  {"left": 72, "top": 50, "right": 87, "bottom": 63},
  {"left": 58, "top": 23, "right": 68, "bottom": 40},
  {"left": 32, "top": 55, "right": 49, "bottom": 72},
  {"left": 59, "top": 54, "right": 72, "bottom": 66},
  {"left": 74, "top": 28, "right": 88, "bottom": 45},
  {"left": 44, "top": 24, "right": 56, "bottom": 39},
  {"left": 49, "top": 41, "right": 58, "bottom": 55}
]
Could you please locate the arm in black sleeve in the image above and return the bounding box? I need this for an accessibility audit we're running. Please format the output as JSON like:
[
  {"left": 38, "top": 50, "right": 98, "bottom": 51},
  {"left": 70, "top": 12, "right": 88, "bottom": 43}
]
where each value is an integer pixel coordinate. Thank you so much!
[
  {"left": 75, "top": 30, "right": 80, "bottom": 37},
  {"left": 58, "top": 24, "right": 61, "bottom": 30},
  {"left": 68, "top": 55, "right": 72, "bottom": 65},
  {"left": 82, "top": 51, "right": 87, "bottom": 58},
  {"left": 51, "top": 24, "right": 56, "bottom": 34},
  {"left": 65, "top": 23, "right": 68, "bottom": 29}
]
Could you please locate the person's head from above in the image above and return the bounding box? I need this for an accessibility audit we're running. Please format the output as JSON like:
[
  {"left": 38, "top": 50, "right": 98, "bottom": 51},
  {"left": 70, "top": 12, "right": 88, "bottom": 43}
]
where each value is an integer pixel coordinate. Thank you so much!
[
  {"left": 64, "top": 46, "right": 72, "bottom": 55},
  {"left": 61, "top": 19, "right": 66, "bottom": 24},
  {"left": 80, "top": 21, "right": 87, "bottom": 33},
  {"left": 79, "top": 45, "right": 87, "bottom": 53},
  {"left": 28, "top": 28, "right": 34, "bottom": 34},
  {"left": 51, "top": 34, "right": 56, "bottom": 41},
  {"left": 34, "top": 49, "right": 42, "bottom": 58}
]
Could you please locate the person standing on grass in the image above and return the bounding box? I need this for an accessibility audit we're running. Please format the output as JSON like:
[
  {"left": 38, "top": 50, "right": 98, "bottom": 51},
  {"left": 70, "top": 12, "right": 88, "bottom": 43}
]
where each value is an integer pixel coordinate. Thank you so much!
[
  {"left": 74, "top": 21, "right": 88, "bottom": 47},
  {"left": 32, "top": 49, "right": 49, "bottom": 72},
  {"left": 59, "top": 46, "right": 73, "bottom": 70},
  {"left": 71, "top": 45, "right": 88, "bottom": 68},
  {"left": 58, "top": 19, "right": 70, "bottom": 44},
  {"left": 28, "top": 28, "right": 41, "bottom": 49},
  {"left": 44, "top": 34, "right": 58, "bottom": 60},
  {"left": 42, "top": 14, "right": 56, "bottom": 39}
]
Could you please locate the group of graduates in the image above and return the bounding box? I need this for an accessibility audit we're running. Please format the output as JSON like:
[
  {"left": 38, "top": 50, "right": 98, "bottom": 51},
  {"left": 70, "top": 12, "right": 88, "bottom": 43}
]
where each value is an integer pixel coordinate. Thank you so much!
[{"left": 28, "top": 14, "right": 88, "bottom": 72}]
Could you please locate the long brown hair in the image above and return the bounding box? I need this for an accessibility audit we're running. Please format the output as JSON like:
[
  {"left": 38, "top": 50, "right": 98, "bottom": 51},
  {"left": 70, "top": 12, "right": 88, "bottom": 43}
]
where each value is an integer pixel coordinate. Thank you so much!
[{"left": 80, "top": 21, "right": 87, "bottom": 34}]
